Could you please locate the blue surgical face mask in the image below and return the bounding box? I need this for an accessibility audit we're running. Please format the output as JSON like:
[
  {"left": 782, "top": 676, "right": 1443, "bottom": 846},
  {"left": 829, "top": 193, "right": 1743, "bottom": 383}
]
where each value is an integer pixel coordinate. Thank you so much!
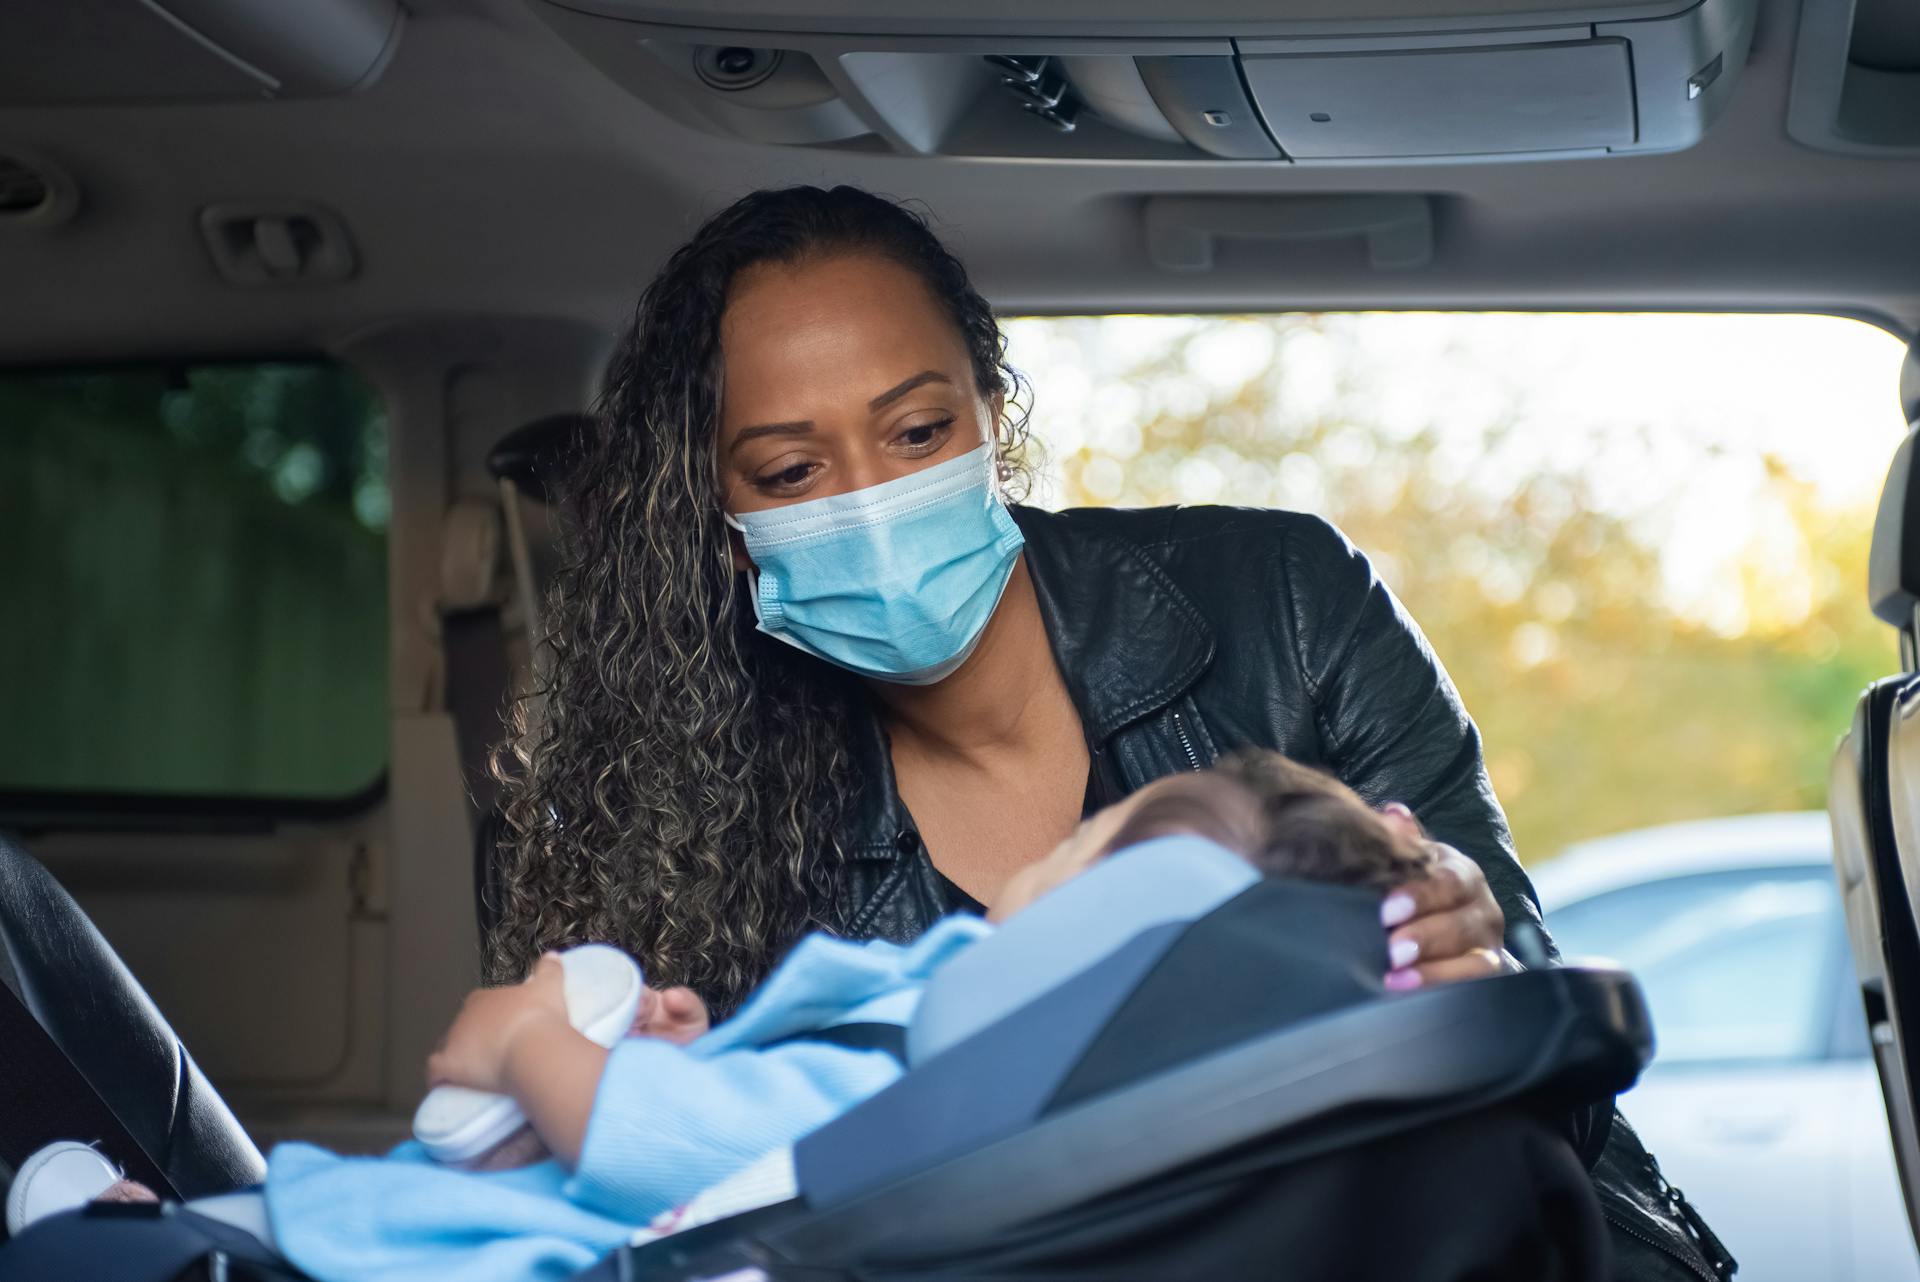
[{"left": 725, "top": 444, "right": 1026, "bottom": 685}]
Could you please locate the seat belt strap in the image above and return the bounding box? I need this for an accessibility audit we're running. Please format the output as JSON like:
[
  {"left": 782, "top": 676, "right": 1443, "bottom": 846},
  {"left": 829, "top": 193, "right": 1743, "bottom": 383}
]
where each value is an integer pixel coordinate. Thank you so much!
[
  {"left": 0, "top": 980, "right": 177, "bottom": 1200},
  {"left": 767, "top": 1022, "right": 909, "bottom": 1065}
]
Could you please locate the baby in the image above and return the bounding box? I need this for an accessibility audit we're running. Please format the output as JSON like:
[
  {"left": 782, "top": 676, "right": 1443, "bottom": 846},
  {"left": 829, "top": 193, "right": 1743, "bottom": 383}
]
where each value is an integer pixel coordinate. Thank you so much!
[
  {"left": 420, "top": 750, "right": 1436, "bottom": 1177},
  {"left": 5, "top": 752, "right": 1437, "bottom": 1282}
]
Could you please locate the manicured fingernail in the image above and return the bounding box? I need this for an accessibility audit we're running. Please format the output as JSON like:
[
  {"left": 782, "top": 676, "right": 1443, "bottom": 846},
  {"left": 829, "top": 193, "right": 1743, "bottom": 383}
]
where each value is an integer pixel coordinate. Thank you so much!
[
  {"left": 1384, "top": 968, "right": 1423, "bottom": 992},
  {"left": 1389, "top": 938, "right": 1420, "bottom": 970},
  {"left": 1381, "top": 894, "right": 1415, "bottom": 927}
]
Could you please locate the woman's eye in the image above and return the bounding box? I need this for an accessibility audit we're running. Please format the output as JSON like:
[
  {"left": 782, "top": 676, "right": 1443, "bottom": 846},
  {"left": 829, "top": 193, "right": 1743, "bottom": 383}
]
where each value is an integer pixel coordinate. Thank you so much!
[
  {"left": 896, "top": 418, "right": 953, "bottom": 452},
  {"left": 755, "top": 461, "right": 819, "bottom": 493}
]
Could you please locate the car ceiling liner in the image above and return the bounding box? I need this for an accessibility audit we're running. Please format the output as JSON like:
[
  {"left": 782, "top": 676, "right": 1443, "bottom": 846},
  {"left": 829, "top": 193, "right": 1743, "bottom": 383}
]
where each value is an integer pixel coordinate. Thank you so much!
[{"left": 0, "top": 0, "right": 403, "bottom": 107}]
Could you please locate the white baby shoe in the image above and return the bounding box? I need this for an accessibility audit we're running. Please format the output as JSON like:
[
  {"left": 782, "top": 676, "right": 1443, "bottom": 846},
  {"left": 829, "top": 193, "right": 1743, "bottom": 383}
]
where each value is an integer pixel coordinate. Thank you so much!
[
  {"left": 412, "top": 943, "right": 644, "bottom": 1163},
  {"left": 5, "top": 1141, "right": 124, "bottom": 1235}
]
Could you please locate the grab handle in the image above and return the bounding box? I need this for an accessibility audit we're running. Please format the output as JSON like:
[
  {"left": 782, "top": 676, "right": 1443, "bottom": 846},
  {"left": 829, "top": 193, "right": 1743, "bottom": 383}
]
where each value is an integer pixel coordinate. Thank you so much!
[{"left": 1144, "top": 194, "right": 1434, "bottom": 272}]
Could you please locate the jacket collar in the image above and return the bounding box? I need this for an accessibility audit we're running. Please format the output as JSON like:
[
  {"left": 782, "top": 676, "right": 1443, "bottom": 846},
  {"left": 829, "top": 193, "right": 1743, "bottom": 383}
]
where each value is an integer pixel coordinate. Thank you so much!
[
  {"left": 1011, "top": 505, "right": 1216, "bottom": 743},
  {"left": 841, "top": 506, "right": 1216, "bottom": 861}
]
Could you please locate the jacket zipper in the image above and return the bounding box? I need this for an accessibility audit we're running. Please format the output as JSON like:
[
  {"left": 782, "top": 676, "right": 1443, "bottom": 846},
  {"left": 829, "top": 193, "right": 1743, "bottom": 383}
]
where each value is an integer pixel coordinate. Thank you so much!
[
  {"left": 1169, "top": 709, "right": 1202, "bottom": 771},
  {"left": 1599, "top": 1206, "right": 1719, "bottom": 1282},
  {"left": 1647, "top": 1154, "right": 1737, "bottom": 1279}
]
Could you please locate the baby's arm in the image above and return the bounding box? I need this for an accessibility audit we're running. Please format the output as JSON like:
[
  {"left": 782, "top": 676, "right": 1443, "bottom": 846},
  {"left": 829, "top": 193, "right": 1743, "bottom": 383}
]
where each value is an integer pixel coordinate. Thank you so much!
[
  {"left": 427, "top": 955, "right": 712, "bottom": 1169},
  {"left": 491, "top": 982, "right": 713, "bottom": 1166},
  {"left": 497, "top": 1017, "right": 605, "bottom": 1167}
]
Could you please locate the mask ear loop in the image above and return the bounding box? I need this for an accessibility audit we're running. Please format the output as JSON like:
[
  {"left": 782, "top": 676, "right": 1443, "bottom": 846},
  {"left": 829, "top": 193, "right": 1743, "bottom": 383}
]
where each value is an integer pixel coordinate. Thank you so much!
[{"left": 721, "top": 509, "right": 760, "bottom": 591}]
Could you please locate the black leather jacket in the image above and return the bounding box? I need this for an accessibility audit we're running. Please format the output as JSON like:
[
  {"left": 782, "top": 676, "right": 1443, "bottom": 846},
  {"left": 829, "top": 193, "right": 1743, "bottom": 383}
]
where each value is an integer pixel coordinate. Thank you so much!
[{"left": 827, "top": 504, "right": 1736, "bottom": 1282}]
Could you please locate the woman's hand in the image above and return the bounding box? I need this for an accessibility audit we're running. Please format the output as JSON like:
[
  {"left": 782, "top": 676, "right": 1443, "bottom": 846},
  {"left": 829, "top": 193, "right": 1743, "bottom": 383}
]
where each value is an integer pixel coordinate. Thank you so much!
[
  {"left": 426, "top": 953, "right": 571, "bottom": 1093},
  {"left": 1379, "top": 828, "right": 1515, "bottom": 991}
]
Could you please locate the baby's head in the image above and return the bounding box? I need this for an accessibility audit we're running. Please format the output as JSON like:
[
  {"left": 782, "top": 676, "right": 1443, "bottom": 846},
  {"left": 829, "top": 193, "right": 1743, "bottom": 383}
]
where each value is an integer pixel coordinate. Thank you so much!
[{"left": 990, "top": 752, "right": 1435, "bottom": 922}]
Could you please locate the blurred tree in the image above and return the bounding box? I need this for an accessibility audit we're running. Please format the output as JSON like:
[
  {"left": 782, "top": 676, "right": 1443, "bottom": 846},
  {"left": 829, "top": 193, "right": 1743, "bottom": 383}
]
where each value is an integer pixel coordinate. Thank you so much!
[{"left": 1019, "top": 314, "right": 1896, "bottom": 862}]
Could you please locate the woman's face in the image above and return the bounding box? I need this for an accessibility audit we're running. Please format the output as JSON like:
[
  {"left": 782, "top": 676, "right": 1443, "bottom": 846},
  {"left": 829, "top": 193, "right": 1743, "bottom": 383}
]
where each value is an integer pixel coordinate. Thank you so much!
[{"left": 716, "top": 252, "right": 1001, "bottom": 516}]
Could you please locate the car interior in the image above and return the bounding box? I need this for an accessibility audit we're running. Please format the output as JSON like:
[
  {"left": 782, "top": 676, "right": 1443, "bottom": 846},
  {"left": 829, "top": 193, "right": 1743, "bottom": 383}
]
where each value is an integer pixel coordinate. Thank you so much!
[{"left": 5, "top": 0, "right": 1920, "bottom": 1275}]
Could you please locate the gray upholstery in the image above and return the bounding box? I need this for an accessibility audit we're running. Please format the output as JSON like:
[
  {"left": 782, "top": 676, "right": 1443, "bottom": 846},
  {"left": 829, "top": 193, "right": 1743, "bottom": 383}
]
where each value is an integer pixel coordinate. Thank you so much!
[{"left": 1903, "top": 337, "right": 1920, "bottom": 428}]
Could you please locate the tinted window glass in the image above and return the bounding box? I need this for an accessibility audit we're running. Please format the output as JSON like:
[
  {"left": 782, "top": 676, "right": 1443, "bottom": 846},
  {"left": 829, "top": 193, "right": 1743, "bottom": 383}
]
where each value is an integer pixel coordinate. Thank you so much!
[
  {"left": 1547, "top": 868, "right": 1838, "bottom": 1064},
  {"left": 1, "top": 362, "right": 388, "bottom": 803}
]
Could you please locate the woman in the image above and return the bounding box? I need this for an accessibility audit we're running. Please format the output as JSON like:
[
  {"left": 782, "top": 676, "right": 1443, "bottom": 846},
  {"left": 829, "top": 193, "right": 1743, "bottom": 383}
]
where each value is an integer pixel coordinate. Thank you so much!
[{"left": 486, "top": 186, "right": 1730, "bottom": 1281}]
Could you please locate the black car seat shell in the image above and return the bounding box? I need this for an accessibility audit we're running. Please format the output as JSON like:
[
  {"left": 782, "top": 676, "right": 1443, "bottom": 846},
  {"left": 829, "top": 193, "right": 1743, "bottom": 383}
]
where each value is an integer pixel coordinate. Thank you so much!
[
  {"left": 0, "top": 834, "right": 263, "bottom": 1202},
  {"left": 609, "top": 877, "right": 1651, "bottom": 1282}
]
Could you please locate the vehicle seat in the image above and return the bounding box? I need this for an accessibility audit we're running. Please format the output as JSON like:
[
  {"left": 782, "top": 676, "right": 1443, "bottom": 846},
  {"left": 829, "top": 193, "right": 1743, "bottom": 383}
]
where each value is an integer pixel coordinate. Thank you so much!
[
  {"left": 0, "top": 833, "right": 264, "bottom": 1201},
  {"left": 470, "top": 413, "right": 592, "bottom": 948},
  {"left": 1831, "top": 676, "right": 1920, "bottom": 1241},
  {"left": 1847, "top": 351, "right": 1920, "bottom": 1241}
]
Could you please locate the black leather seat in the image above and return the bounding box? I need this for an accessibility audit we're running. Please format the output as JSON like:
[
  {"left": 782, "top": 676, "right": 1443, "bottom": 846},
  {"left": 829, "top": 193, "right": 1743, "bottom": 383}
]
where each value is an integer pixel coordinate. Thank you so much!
[
  {"left": 1837, "top": 343, "right": 1920, "bottom": 1244},
  {"left": 0, "top": 834, "right": 264, "bottom": 1199}
]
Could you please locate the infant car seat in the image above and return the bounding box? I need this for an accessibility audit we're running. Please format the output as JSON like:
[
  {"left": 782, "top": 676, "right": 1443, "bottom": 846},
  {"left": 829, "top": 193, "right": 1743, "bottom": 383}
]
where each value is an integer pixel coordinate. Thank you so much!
[{"left": 591, "top": 870, "right": 1648, "bottom": 1282}]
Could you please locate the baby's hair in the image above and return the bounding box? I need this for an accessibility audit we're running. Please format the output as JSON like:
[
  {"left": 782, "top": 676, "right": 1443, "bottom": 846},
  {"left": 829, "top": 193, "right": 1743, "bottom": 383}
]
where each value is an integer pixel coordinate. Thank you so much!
[{"left": 1210, "top": 751, "right": 1436, "bottom": 892}]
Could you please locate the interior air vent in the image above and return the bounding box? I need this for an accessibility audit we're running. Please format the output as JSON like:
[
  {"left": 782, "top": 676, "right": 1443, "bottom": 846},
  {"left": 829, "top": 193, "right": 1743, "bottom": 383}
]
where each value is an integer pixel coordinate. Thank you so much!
[{"left": 0, "top": 152, "right": 79, "bottom": 228}]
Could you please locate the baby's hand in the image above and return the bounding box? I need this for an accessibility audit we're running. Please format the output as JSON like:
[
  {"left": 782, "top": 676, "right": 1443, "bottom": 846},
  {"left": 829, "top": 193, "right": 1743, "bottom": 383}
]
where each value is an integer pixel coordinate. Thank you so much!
[
  {"left": 631, "top": 986, "right": 711, "bottom": 1045},
  {"left": 426, "top": 953, "right": 570, "bottom": 1093}
]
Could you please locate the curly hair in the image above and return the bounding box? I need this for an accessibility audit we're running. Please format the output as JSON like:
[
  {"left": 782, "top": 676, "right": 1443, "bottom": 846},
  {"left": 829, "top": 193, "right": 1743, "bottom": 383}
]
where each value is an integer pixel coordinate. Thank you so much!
[{"left": 484, "top": 186, "right": 1032, "bottom": 1013}]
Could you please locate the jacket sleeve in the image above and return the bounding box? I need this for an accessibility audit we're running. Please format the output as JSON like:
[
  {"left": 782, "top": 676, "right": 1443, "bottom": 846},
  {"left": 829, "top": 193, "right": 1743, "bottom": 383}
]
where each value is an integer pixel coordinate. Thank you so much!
[
  {"left": 1276, "top": 515, "right": 1549, "bottom": 952},
  {"left": 564, "top": 1036, "right": 903, "bottom": 1221}
]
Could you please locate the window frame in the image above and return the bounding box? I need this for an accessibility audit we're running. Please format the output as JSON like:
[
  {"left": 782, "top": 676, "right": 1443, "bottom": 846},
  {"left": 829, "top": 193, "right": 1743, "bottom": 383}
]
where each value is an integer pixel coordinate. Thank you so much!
[{"left": 0, "top": 352, "right": 393, "bottom": 831}]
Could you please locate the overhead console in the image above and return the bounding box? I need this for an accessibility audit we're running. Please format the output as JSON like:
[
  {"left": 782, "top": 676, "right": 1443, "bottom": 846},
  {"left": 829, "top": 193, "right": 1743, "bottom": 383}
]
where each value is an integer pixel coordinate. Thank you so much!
[{"left": 530, "top": 0, "right": 1754, "bottom": 163}]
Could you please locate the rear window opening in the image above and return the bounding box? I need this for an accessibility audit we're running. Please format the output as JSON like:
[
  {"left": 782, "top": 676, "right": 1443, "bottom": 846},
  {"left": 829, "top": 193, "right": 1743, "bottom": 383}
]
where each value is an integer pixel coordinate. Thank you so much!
[
  {"left": 1, "top": 360, "right": 389, "bottom": 814},
  {"left": 1004, "top": 311, "right": 1910, "bottom": 860}
]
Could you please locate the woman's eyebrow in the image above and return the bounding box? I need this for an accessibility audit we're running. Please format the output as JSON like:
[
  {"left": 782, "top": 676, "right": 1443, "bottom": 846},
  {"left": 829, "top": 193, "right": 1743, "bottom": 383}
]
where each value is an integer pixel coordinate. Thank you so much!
[
  {"left": 868, "top": 370, "right": 951, "bottom": 411},
  {"left": 730, "top": 371, "right": 952, "bottom": 454},
  {"left": 730, "top": 420, "right": 813, "bottom": 454}
]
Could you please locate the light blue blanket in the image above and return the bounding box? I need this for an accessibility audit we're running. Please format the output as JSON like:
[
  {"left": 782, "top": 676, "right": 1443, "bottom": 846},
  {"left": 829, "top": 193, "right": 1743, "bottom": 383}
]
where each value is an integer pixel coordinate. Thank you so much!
[{"left": 264, "top": 915, "right": 992, "bottom": 1282}]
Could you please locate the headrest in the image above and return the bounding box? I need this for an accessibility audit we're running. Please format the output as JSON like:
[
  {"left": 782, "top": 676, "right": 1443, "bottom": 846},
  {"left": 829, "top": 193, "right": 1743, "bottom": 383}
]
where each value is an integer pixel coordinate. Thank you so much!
[
  {"left": 1903, "top": 336, "right": 1920, "bottom": 427},
  {"left": 908, "top": 834, "right": 1259, "bottom": 1065},
  {"left": 486, "top": 412, "right": 593, "bottom": 505},
  {"left": 1869, "top": 423, "right": 1920, "bottom": 627}
]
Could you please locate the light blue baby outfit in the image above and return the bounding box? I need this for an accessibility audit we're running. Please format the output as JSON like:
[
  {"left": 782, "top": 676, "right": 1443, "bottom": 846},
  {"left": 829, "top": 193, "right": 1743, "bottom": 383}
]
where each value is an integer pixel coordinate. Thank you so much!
[{"left": 264, "top": 915, "right": 993, "bottom": 1282}]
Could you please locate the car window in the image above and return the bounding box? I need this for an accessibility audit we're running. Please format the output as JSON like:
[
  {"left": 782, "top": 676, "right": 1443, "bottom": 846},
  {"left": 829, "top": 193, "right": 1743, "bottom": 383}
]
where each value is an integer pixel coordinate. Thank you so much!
[
  {"left": 0, "top": 361, "right": 388, "bottom": 807},
  {"left": 1003, "top": 314, "right": 1905, "bottom": 862},
  {"left": 1545, "top": 868, "right": 1840, "bottom": 1065}
]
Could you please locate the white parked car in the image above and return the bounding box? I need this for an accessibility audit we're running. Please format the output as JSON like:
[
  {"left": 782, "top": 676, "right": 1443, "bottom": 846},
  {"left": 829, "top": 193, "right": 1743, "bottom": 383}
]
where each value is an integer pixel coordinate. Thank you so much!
[{"left": 1533, "top": 813, "right": 1917, "bottom": 1282}]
